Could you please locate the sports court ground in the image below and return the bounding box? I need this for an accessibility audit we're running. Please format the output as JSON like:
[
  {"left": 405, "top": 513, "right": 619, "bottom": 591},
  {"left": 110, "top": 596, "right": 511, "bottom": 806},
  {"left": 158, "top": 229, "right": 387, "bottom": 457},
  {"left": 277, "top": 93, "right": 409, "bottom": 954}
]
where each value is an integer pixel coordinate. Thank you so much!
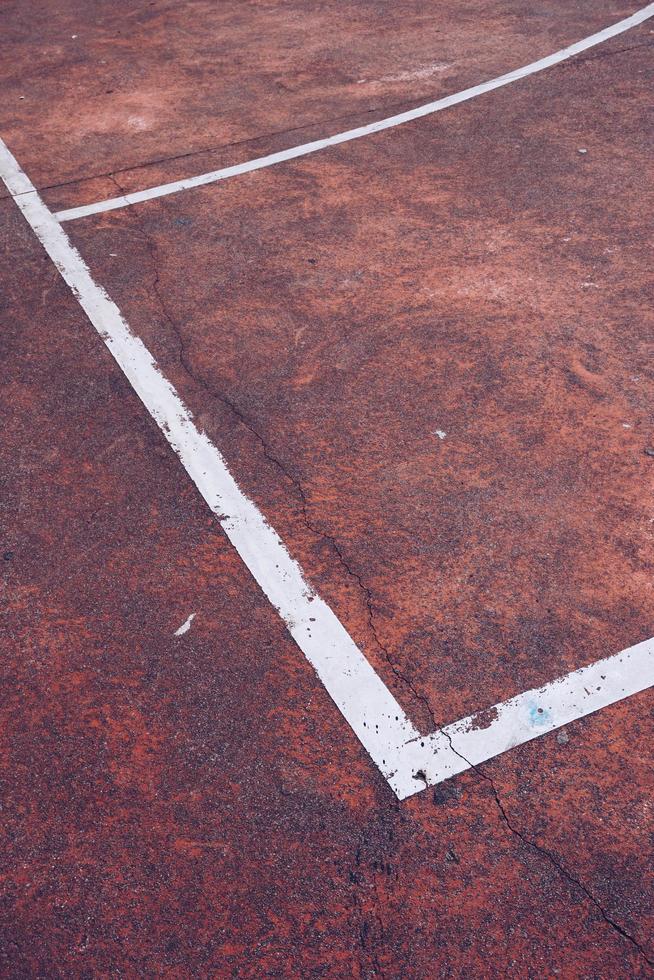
[{"left": 1, "top": 1, "right": 653, "bottom": 975}]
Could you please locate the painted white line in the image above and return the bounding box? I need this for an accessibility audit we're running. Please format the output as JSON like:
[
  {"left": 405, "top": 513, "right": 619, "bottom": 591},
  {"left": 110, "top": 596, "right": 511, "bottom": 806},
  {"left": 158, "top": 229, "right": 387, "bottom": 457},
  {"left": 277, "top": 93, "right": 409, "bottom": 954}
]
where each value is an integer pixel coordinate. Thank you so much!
[
  {"left": 53, "top": 4, "right": 654, "bottom": 223},
  {"left": 402, "top": 637, "right": 654, "bottom": 799},
  {"left": 2, "top": 140, "right": 652, "bottom": 800},
  {"left": 0, "top": 138, "right": 422, "bottom": 794},
  {"left": 174, "top": 612, "right": 196, "bottom": 636}
]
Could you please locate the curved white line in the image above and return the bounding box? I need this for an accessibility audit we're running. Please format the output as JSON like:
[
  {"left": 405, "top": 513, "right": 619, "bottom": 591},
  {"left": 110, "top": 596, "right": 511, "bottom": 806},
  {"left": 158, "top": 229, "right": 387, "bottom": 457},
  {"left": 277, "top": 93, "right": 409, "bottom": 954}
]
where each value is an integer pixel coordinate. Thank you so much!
[
  {"left": 0, "top": 137, "right": 423, "bottom": 795},
  {"left": 53, "top": 3, "right": 654, "bottom": 222}
]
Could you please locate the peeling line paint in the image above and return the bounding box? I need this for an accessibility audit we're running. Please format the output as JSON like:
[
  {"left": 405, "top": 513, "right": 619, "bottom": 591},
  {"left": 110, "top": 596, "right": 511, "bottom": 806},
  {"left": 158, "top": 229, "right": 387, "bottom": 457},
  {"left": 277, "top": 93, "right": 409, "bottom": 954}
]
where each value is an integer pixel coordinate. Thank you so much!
[{"left": 405, "top": 639, "right": 654, "bottom": 800}]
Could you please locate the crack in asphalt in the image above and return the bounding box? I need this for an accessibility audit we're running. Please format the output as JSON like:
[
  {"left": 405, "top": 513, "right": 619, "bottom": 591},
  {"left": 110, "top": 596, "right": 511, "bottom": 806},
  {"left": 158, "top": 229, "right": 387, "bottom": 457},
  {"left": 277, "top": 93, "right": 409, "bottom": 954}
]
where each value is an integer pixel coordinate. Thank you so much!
[
  {"left": 558, "top": 37, "right": 654, "bottom": 70},
  {"left": 435, "top": 726, "right": 654, "bottom": 970},
  {"left": 117, "top": 175, "right": 653, "bottom": 971},
  {"left": 119, "top": 191, "right": 437, "bottom": 730},
  {"left": 1, "top": 85, "right": 449, "bottom": 206}
]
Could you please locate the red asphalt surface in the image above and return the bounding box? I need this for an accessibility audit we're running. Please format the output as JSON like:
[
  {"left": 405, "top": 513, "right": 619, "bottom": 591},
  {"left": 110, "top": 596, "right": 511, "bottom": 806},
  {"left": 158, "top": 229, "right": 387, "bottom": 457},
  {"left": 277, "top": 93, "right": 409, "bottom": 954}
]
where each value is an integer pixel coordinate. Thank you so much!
[{"left": 1, "top": 1, "right": 653, "bottom": 976}]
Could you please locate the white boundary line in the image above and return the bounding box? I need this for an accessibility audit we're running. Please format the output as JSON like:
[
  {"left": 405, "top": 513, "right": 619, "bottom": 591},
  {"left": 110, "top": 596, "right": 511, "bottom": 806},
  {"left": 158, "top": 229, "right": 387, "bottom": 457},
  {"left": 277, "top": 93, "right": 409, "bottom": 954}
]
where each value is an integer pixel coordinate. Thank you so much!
[
  {"left": 53, "top": 4, "right": 654, "bottom": 223},
  {"left": 1, "top": 138, "right": 424, "bottom": 799},
  {"left": 3, "top": 140, "right": 652, "bottom": 799},
  {"left": 2, "top": 36, "right": 653, "bottom": 795}
]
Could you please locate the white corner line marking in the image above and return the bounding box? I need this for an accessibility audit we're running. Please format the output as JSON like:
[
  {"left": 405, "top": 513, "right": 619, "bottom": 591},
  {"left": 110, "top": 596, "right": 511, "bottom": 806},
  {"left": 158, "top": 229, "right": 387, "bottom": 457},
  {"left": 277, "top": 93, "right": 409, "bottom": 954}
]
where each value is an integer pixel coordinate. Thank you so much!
[
  {"left": 52, "top": 4, "right": 654, "bottom": 223},
  {"left": 2, "top": 139, "right": 653, "bottom": 801}
]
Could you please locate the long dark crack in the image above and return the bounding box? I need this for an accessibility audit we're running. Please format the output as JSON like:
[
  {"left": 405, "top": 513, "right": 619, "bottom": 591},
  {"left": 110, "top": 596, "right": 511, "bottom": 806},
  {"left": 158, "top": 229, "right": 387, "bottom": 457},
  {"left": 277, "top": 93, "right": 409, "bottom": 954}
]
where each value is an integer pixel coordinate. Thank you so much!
[
  {"left": 558, "top": 37, "right": 654, "bottom": 71},
  {"left": 119, "top": 189, "right": 437, "bottom": 728},
  {"left": 3, "top": 98, "right": 412, "bottom": 203},
  {"left": 117, "top": 175, "right": 652, "bottom": 970},
  {"left": 416, "top": 638, "right": 653, "bottom": 968},
  {"left": 436, "top": 725, "right": 654, "bottom": 969}
]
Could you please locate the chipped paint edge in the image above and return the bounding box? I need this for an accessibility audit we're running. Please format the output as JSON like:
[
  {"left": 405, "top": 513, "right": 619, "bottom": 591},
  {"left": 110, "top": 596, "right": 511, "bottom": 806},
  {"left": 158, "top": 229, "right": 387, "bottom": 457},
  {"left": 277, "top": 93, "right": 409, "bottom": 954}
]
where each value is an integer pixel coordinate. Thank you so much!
[{"left": 395, "top": 637, "right": 654, "bottom": 799}]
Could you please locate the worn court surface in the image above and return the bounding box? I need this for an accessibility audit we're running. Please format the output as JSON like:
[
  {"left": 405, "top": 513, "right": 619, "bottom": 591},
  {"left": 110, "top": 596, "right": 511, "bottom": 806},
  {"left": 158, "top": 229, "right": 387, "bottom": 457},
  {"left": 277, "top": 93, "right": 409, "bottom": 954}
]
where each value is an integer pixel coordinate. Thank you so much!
[{"left": 1, "top": 1, "right": 653, "bottom": 976}]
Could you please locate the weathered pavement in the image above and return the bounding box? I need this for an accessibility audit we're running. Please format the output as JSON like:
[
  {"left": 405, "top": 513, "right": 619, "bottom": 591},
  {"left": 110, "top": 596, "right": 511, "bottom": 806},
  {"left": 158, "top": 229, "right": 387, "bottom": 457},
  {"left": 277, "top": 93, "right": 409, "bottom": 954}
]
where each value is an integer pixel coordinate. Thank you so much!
[{"left": 1, "top": 1, "right": 652, "bottom": 975}]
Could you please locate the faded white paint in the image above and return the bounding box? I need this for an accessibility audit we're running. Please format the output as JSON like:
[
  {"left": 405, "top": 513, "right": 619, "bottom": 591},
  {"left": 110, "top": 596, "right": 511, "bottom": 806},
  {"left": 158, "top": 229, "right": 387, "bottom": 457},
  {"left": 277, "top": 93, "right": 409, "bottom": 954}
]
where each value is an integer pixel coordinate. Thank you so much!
[{"left": 54, "top": 4, "right": 654, "bottom": 222}]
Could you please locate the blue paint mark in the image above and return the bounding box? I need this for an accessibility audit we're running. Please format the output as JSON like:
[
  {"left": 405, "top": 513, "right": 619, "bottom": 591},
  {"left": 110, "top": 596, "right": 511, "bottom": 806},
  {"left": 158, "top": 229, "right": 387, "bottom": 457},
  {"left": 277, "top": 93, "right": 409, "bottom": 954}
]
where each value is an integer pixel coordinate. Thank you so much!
[{"left": 528, "top": 703, "right": 551, "bottom": 727}]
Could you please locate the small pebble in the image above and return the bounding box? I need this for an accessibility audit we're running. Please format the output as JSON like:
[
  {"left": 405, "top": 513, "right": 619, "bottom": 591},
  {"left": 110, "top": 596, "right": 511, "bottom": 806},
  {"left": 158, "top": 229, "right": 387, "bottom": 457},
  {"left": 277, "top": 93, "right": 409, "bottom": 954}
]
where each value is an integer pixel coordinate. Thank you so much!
[
  {"left": 557, "top": 731, "right": 569, "bottom": 745},
  {"left": 645, "top": 448, "right": 654, "bottom": 458}
]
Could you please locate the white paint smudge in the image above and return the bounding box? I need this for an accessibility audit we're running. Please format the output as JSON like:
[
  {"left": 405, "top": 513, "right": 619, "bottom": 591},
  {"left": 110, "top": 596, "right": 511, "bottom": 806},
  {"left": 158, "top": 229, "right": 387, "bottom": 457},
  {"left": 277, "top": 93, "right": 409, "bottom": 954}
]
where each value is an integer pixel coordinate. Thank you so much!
[{"left": 174, "top": 613, "right": 195, "bottom": 636}]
